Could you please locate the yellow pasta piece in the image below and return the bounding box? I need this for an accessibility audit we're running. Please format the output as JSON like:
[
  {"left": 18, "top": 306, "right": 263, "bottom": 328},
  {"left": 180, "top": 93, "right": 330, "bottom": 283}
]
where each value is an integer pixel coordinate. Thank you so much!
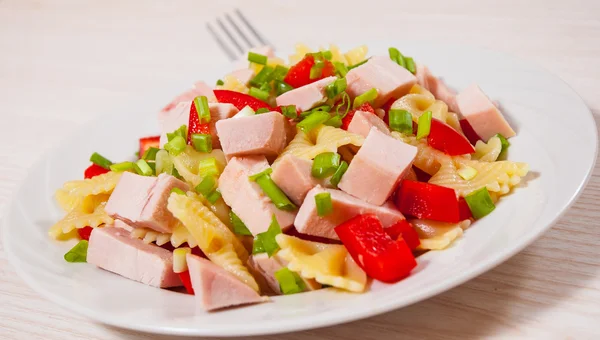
[
  {"left": 327, "top": 44, "right": 346, "bottom": 64},
  {"left": 473, "top": 136, "right": 503, "bottom": 162},
  {"left": 55, "top": 171, "right": 122, "bottom": 211},
  {"left": 276, "top": 234, "right": 367, "bottom": 293},
  {"left": 344, "top": 45, "right": 368, "bottom": 66},
  {"left": 288, "top": 43, "right": 313, "bottom": 65},
  {"left": 49, "top": 202, "right": 113, "bottom": 239},
  {"left": 167, "top": 192, "right": 257, "bottom": 292},
  {"left": 274, "top": 125, "right": 364, "bottom": 166},
  {"left": 411, "top": 219, "right": 471, "bottom": 250},
  {"left": 218, "top": 74, "right": 249, "bottom": 94},
  {"left": 171, "top": 146, "right": 227, "bottom": 187},
  {"left": 190, "top": 191, "right": 232, "bottom": 229},
  {"left": 429, "top": 158, "right": 529, "bottom": 197},
  {"left": 391, "top": 131, "right": 452, "bottom": 175}
]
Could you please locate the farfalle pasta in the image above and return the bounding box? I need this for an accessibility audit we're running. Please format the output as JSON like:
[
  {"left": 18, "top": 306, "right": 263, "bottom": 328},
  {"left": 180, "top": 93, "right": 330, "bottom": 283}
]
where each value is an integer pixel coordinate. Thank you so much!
[
  {"left": 55, "top": 171, "right": 122, "bottom": 211},
  {"left": 411, "top": 219, "right": 471, "bottom": 250}
]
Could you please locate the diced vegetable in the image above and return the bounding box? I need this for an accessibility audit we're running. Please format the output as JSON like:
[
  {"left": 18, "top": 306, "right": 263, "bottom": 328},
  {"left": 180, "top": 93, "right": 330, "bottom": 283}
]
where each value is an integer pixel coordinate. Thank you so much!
[
  {"left": 84, "top": 164, "right": 110, "bottom": 179},
  {"left": 249, "top": 87, "right": 270, "bottom": 102},
  {"left": 394, "top": 180, "right": 461, "bottom": 223},
  {"left": 167, "top": 125, "right": 187, "bottom": 143},
  {"left": 274, "top": 80, "right": 294, "bottom": 96},
  {"left": 255, "top": 107, "right": 270, "bottom": 114},
  {"left": 428, "top": 119, "right": 475, "bottom": 156},
  {"left": 272, "top": 65, "right": 289, "bottom": 81},
  {"left": 205, "top": 189, "right": 222, "bottom": 204},
  {"left": 335, "top": 214, "right": 417, "bottom": 283},
  {"left": 191, "top": 134, "right": 212, "bottom": 153},
  {"left": 214, "top": 89, "right": 273, "bottom": 111},
  {"left": 133, "top": 159, "right": 154, "bottom": 176},
  {"left": 142, "top": 147, "right": 159, "bottom": 161},
  {"left": 164, "top": 135, "right": 187, "bottom": 156},
  {"left": 383, "top": 220, "right": 420, "bottom": 250},
  {"left": 464, "top": 187, "right": 496, "bottom": 219},
  {"left": 252, "top": 236, "right": 265, "bottom": 254},
  {"left": 155, "top": 149, "right": 173, "bottom": 175},
  {"left": 193, "top": 96, "right": 211, "bottom": 123},
  {"left": 324, "top": 78, "right": 347, "bottom": 99},
  {"left": 341, "top": 102, "right": 376, "bottom": 130},
  {"left": 170, "top": 187, "right": 186, "bottom": 195},
  {"left": 416, "top": 111, "right": 432, "bottom": 139},
  {"left": 89, "top": 152, "right": 113, "bottom": 170},
  {"left": 230, "top": 211, "right": 252, "bottom": 236},
  {"left": 178, "top": 270, "right": 195, "bottom": 295},
  {"left": 139, "top": 135, "right": 161, "bottom": 160},
  {"left": 280, "top": 105, "right": 298, "bottom": 119},
  {"left": 173, "top": 247, "right": 192, "bottom": 273},
  {"left": 254, "top": 215, "right": 282, "bottom": 257},
  {"left": 333, "top": 61, "right": 348, "bottom": 77},
  {"left": 315, "top": 192, "right": 333, "bottom": 216},
  {"left": 405, "top": 57, "right": 416, "bottom": 74},
  {"left": 195, "top": 175, "right": 217, "bottom": 196},
  {"left": 324, "top": 115, "right": 342, "bottom": 128},
  {"left": 250, "top": 66, "right": 274, "bottom": 87},
  {"left": 187, "top": 102, "right": 210, "bottom": 145},
  {"left": 330, "top": 161, "right": 349, "bottom": 188},
  {"left": 297, "top": 111, "right": 330, "bottom": 133},
  {"left": 389, "top": 109, "right": 413, "bottom": 134},
  {"left": 458, "top": 165, "right": 478, "bottom": 180},
  {"left": 353, "top": 88, "right": 378, "bottom": 109},
  {"left": 249, "top": 170, "right": 296, "bottom": 211},
  {"left": 64, "top": 240, "right": 89, "bottom": 263},
  {"left": 284, "top": 54, "right": 335, "bottom": 88},
  {"left": 496, "top": 133, "right": 510, "bottom": 156},
  {"left": 248, "top": 51, "right": 268, "bottom": 65},
  {"left": 388, "top": 47, "right": 406, "bottom": 68},
  {"left": 198, "top": 157, "right": 222, "bottom": 177},
  {"left": 274, "top": 267, "right": 306, "bottom": 294},
  {"left": 77, "top": 226, "right": 93, "bottom": 241},
  {"left": 216, "top": 79, "right": 224, "bottom": 86},
  {"left": 309, "top": 58, "right": 325, "bottom": 79},
  {"left": 311, "top": 152, "right": 341, "bottom": 178},
  {"left": 248, "top": 168, "right": 273, "bottom": 181},
  {"left": 459, "top": 197, "right": 473, "bottom": 220}
]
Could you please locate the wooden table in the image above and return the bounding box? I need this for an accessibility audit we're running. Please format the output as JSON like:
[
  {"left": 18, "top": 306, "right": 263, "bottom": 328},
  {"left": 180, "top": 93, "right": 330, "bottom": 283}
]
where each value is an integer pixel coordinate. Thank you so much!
[{"left": 1, "top": 0, "right": 599, "bottom": 338}]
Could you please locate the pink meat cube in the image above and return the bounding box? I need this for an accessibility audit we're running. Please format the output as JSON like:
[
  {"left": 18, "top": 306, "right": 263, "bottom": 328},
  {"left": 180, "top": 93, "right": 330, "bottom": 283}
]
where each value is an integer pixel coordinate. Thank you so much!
[
  {"left": 339, "top": 128, "right": 417, "bottom": 205},
  {"left": 275, "top": 76, "right": 336, "bottom": 112},
  {"left": 159, "top": 102, "right": 239, "bottom": 148},
  {"left": 345, "top": 56, "right": 417, "bottom": 108},
  {"left": 416, "top": 64, "right": 461, "bottom": 113},
  {"left": 87, "top": 226, "right": 181, "bottom": 288},
  {"left": 271, "top": 154, "right": 325, "bottom": 206},
  {"left": 347, "top": 110, "right": 390, "bottom": 138},
  {"left": 218, "top": 156, "right": 296, "bottom": 235},
  {"left": 105, "top": 172, "right": 189, "bottom": 233},
  {"left": 216, "top": 111, "right": 287, "bottom": 159},
  {"left": 456, "top": 84, "right": 516, "bottom": 141},
  {"left": 186, "top": 254, "right": 263, "bottom": 311},
  {"left": 248, "top": 253, "right": 321, "bottom": 295},
  {"left": 295, "top": 186, "right": 406, "bottom": 240},
  {"left": 159, "top": 81, "right": 217, "bottom": 118}
]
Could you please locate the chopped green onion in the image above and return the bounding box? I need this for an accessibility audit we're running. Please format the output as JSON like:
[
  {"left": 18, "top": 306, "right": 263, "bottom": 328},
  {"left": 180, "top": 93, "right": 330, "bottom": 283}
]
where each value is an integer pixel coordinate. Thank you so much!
[
  {"left": 252, "top": 236, "right": 265, "bottom": 254},
  {"left": 206, "top": 189, "right": 222, "bottom": 204},
  {"left": 389, "top": 109, "right": 413, "bottom": 134},
  {"left": 274, "top": 80, "right": 293, "bottom": 96},
  {"left": 335, "top": 92, "right": 351, "bottom": 118},
  {"left": 312, "top": 105, "right": 331, "bottom": 113},
  {"left": 464, "top": 187, "right": 496, "bottom": 219},
  {"left": 147, "top": 162, "right": 156, "bottom": 174},
  {"left": 248, "top": 51, "right": 267, "bottom": 65},
  {"left": 110, "top": 161, "right": 135, "bottom": 172},
  {"left": 166, "top": 125, "right": 187, "bottom": 142},
  {"left": 255, "top": 107, "right": 270, "bottom": 114},
  {"left": 347, "top": 58, "right": 369, "bottom": 70},
  {"left": 309, "top": 59, "right": 325, "bottom": 79},
  {"left": 297, "top": 111, "right": 330, "bottom": 132},
  {"left": 64, "top": 240, "right": 88, "bottom": 263},
  {"left": 405, "top": 57, "right": 416, "bottom": 74},
  {"left": 315, "top": 192, "right": 333, "bottom": 217},
  {"left": 416, "top": 111, "right": 433, "bottom": 139},
  {"left": 230, "top": 211, "right": 252, "bottom": 236},
  {"left": 216, "top": 79, "right": 224, "bottom": 86},
  {"left": 324, "top": 115, "right": 342, "bottom": 128},
  {"left": 170, "top": 187, "right": 186, "bottom": 195},
  {"left": 164, "top": 135, "right": 187, "bottom": 156},
  {"left": 134, "top": 159, "right": 153, "bottom": 176},
  {"left": 495, "top": 133, "right": 510, "bottom": 156},
  {"left": 322, "top": 50, "right": 333, "bottom": 60},
  {"left": 274, "top": 267, "right": 306, "bottom": 294},
  {"left": 255, "top": 215, "right": 282, "bottom": 257},
  {"left": 198, "top": 157, "right": 221, "bottom": 176},
  {"left": 353, "top": 88, "right": 378, "bottom": 109},
  {"left": 259, "top": 82, "right": 272, "bottom": 93},
  {"left": 191, "top": 134, "right": 212, "bottom": 153},
  {"left": 249, "top": 87, "right": 270, "bottom": 101},
  {"left": 325, "top": 78, "right": 347, "bottom": 99},
  {"left": 272, "top": 65, "right": 289, "bottom": 81},
  {"left": 330, "top": 161, "right": 349, "bottom": 188},
  {"left": 281, "top": 105, "right": 298, "bottom": 119},
  {"left": 142, "top": 147, "right": 160, "bottom": 161},
  {"left": 388, "top": 47, "right": 406, "bottom": 68},
  {"left": 250, "top": 66, "right": 274, "bottom": 87},
  {"left": 333, "top": 62, "right": 348, "bottom": 77},
  {"left": 194, "top": 96, "right": 211, "bottom": 123},
  {"left": 253, "top": 174, "right": 296, "bottom": 211},
  {"left": 155, "top": 149, "right": 173, "bottom": 175},
  {"left": 195, "top": 175, "right": 217, "bottom": 196},
  {"left": 458, "top": 165, "right": 478, "bottom": 180},
  {"left": 248, "top": 167, "right": 273, "bottom": 181},
  {"left": 89, "top": 152, "right": 113, "bottom": 170},
  {"left": 311, "top": 152, "right": 341, "bottom": 178},
  {"left": 172, "top": 167, "right": 183, "bottom": 180}
]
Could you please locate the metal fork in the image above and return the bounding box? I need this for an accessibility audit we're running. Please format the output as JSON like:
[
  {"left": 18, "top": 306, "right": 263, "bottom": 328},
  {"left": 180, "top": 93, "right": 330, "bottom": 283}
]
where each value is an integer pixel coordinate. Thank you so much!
[{"left": 207, "top": 9, "right": 271, "bottom": 61}]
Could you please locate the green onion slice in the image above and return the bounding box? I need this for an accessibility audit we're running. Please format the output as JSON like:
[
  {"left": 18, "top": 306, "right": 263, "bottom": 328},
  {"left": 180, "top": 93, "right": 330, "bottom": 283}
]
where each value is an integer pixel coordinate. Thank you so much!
[
  {"left": 272, "top": 65, "right": 289, "bottom": 81},
  {"left": 166, "top": 125, "right": 187, "bottom": 142},
  {"left": 416, "top": 111, "right": 433, "bottom": 139},
  {"left": 464, "top": 187, "right": 496, "bottom": 219},
  {"left": 89, "top": 152, "right": 113, "bottom": 170},
  {"left": 194, "top": 96, "right": 211, "bottom": 123},
  {"left": 353, "top": 88, "right": 378, "bottom": 109},
  {"left": 347, "top": 58, "right": 369, "bottom": 70},
  {"left": 274, "top": 267, "right": 306, "bottom": 294},
  {"left": 255, "top": 107, "right": 270, "bottom": 114},
  {"left": 206, "top": 189, "right": 222, "bottom": 204},
  {"left": 248, "top": 51, "right": 268, "bottom": 65},
  {"left": 333, "top": 62, "right": 348, "bottom": 77},
  {"left": 325, "top": 78, "right": 347, "bottom": 99},
  {"left": 281, "top": 105, "right": 297, "bottom": 119},
  {"left": 142, "top": 147, "right": 160, "bottom": 161},
  {"left": 309, "top": 59, "right": 325, "bottom": 79},
  {"left": 230, "top": 211, "right": 252, "bottom": 236},
  {"left": 250, "top": 65, "right": 274, "bottom": 87},
  {"left": 388, "top": 47, "right": 406, "bottom": 68},
  {"left": 297, "top": 111, "right": 330, "bottom": 133},
  {"left": 216, "top": 79, "right": 224, "bottom": 86},
  {"left": 64, "top": 240, "right": 89, "bottom": 263},
  {"left": 255, "top": 215, "right": 282, "bottom": 257},
  {"left": 321, "top": 50, "right": 333, "bottom": 60},
  {"left": 274, "top": 80, "right": 293, "bottom": 96},
  {"left": 195, "top": 175, "right": 217, "bottom": 196},
  {"left": 192, "top": 134, "right": 212, "bottom": 153},
  {"left": 164, "top": 135, "right": 187, "bottom": 156},
  {"left": 109, "top": 161, "right": 135, "bottom": 173},
  {"left": 324, "top": 115, "right": 342, "bottom": 128},
  {"left": 134, "top": 159, "right": 154, "bottom": 176},
  {"left": 315, "top": 192, "right": 333, "bottom": 217},
  {"left": 311, "top": 152, "right": 341, "bottom": 179},
  {"left": 253, "top": 173, "right": 296, "bottom": 211},
  {"left": 252, "top": 236, "right": 265, "bottom": 254},
  {"left": 495, "top": 133, "right": 510, "bottom": 155},
  {"left": 330, "top": 161, "right": 349, "bottom": 188},
  {"left": 198, "top": 157, "right": 221, "bottom": 177},
  {"left": 249, "top": 87, "right": 270, "bottom": 101},
  {"left": 170, "top": 187, "right": 186, "bottom": 195},
  {"left": 335, "top": 92, "right": 351, "bottom": 118},
  {"left": 405, "top": 57, "right": 416, "bottom": 74},
  {"left": 389, "top": 109, "right": 413, "bottom": 134},
  {"left": 248, "top": 168, "right": 273, "bottom": 181}
]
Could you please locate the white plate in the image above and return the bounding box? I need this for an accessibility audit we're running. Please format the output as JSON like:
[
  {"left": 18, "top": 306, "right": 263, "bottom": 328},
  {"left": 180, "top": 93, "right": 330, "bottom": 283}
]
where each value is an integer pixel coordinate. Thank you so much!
[{"left": 2, "top": 41, "right": 597, "bottom": 337}]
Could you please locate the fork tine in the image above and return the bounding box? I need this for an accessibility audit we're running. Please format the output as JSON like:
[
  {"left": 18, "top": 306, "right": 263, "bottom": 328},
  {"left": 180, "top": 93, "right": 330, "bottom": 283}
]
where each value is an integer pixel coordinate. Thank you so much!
[
  {"left": 234, "top": 9, "right": 269, "bottom": 47},
  {"left": 225, "top": 13, "right": 253, "bottom": 48},
  {"left": 206, "top": 23, "right": 237, "bottom": 61},
  {"left": 217, "top": 18, "right": 245, "bottom": 55}
]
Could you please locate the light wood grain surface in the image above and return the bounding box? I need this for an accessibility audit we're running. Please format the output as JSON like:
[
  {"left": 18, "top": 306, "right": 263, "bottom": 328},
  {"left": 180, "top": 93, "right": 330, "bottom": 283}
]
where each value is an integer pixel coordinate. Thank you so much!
[{"left": 1, "top": 0, "right": 599, "bottom": 339}]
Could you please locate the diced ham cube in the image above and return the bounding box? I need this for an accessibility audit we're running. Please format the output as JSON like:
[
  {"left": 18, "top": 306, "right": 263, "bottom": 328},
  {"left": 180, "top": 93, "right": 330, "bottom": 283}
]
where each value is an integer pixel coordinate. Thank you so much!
[
  {"left": 216, "top": 111, "right": 287, "bottom": 159},
  {"left": 218, "top": 156, "right": 296, "bottom": 235},
  {"left": 271, "top": 154, "right": 325, "bottom": 206},
  {"left": 159, "top": 102, "right": 238, "bottom": 148},
  {"left": 105, "top": 173, "right": 189, "bottom": 233},
  {"left": 295, "top": 186, "right": 406, "bottom": 240},
  {"left": 347, "top": 110, "right": 390, "bottom": 138},
  {"left": 416, "top": 64, "right": 461, "bottom": 113},
  {"left": 456, "top": 84, "right": 516, "bottom": 141},
  {"left": 339, "top": 128, "right": 417, "bottom": 205},
  {"left": 186, "top": 254, "right": 264, "bottom": 311},
  {"left": 275, "top": 76, "right": 336, "bottom": 112},
  {"left": 227, "top": 69, "right": 255, "bottom": 86},
  {"left": 87, "top": 226, "right": 181, "bottom": 288},
  {"left": 159, "top": 81, "right": 217, "bottom": 119},
  {"left": 248, "top": 253, "right": 321, "bottom": 295},
  {"left": 345, "top": 56, "right": 417, "bottom": 108}
]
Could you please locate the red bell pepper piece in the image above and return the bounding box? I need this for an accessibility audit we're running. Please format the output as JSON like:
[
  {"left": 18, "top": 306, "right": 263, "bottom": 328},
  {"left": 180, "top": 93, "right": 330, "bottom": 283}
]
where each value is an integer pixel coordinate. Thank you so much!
[
  {"left": 178, "top": 270, "right": 195, "bottom": 295},
  {"left": 459, "top": 119, "right": 482, "bottom": 145},
  {"left": 341, "top": 102, "right": 376, "bottom": 130},
  {"left": 283, "top": 54, "right": 335, "bottom": 89},
  {"left": 335, "top": 214, "right": 416, "bottom": 283},
  {"left": 139, "top": 135, "right": 160, "bottom": 159},
  {"left": 395, "top": 180, "right": 461, "bottom": 223},
  {"left": 213, "top": 89, "right": 273, "bottom": 111},
  {"left": 187, "top": 100, "right": 211, "bottom": 144},
  {"left": 384, "top": 220, "right": 421, "bottom": 250},
  {"left": 84, "top": 164, "right": 109, "bottom": 179},
  {"left": 427, "top": 119, "right": 475, "bottom": 156},
  {"left": 458, "top": 197, "right": 473, "bottom": 220},
  {"left": 77, "top": 226, "right": 94, "bottom": 241}
]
